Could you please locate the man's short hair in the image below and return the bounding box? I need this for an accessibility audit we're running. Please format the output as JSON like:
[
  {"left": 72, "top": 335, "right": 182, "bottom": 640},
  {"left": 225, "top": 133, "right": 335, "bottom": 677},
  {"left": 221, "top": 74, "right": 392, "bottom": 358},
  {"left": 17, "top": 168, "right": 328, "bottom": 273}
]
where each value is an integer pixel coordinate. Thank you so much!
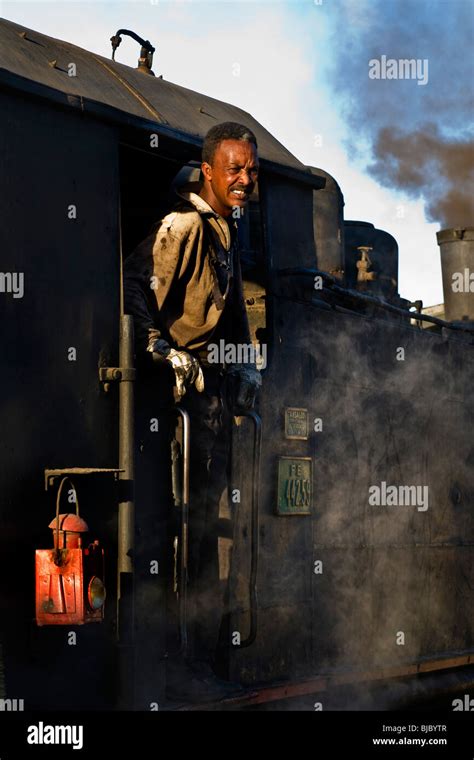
[{"left": 202, "top": 122, "right": 258, "bottom": 165}]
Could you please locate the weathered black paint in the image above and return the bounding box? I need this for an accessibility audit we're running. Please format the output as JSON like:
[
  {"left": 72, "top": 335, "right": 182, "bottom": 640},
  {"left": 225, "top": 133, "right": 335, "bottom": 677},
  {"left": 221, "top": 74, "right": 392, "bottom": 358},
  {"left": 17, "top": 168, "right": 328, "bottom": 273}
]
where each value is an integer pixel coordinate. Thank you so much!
[
  {"left": 1, "top": 19, "right": 473, "bottom": 712},
  {"left": 0, "top": 88, "right": 120, "bottom": 707}
]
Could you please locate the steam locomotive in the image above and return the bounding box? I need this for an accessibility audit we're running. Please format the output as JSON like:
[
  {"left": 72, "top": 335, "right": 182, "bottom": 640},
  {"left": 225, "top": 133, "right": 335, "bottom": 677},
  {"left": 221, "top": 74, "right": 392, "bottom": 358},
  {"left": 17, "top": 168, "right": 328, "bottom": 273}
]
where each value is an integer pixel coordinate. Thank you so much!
[{"left": 1, "top": 18, "right": 473, "bottom": 711}]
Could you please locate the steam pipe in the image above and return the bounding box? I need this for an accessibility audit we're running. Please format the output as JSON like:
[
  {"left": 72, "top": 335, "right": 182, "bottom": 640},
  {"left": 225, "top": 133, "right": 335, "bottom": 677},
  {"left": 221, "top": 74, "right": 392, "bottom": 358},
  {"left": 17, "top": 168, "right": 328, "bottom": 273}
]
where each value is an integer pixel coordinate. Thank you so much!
[
  {"left": 117, "top": 314, "right": 135, "bottom": 709},
  {"left": 437, "top": 228, "right": 474, "bottom": 323},
  {"left": 110, "top": 29, "right": 155, "bottom": 74},
  {"left": 277, "top": 267, "right": 474, "bottom": 334}
]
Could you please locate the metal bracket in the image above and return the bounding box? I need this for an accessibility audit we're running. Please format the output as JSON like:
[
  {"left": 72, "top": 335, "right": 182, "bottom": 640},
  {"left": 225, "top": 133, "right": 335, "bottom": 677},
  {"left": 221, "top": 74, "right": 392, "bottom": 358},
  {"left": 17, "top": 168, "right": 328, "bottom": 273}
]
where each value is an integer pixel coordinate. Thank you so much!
[
  {"left": 45, "top": 467, "right": 125, "bottom": 491},
  {"left": 99, "top": 366, "right": 136, "bottom": 392}
]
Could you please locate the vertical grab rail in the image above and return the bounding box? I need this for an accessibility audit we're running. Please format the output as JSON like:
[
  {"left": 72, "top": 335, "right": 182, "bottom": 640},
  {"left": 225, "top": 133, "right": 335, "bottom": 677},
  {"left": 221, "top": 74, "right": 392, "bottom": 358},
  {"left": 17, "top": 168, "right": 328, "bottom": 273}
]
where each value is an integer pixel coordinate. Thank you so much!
[
  {"left": 235, "top": 411, "right": 262, "bottom": 648},
  {"left": 175, "top": 407, "right": 190, "bottom": 656},
  {"left": 171, "top": 408, "right": 260, "bottom": 652},
  {"left": 117, "top": 314, "right": 135, "bottom": 708}
]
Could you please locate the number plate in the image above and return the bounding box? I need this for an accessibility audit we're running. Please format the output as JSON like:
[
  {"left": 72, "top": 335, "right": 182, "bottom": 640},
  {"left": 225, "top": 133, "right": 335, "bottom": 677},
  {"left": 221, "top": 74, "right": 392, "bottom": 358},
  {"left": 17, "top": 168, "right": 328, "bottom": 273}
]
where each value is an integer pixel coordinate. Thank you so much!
[{"left": 277, "top": 457, "right": 312, "bottom": 515}]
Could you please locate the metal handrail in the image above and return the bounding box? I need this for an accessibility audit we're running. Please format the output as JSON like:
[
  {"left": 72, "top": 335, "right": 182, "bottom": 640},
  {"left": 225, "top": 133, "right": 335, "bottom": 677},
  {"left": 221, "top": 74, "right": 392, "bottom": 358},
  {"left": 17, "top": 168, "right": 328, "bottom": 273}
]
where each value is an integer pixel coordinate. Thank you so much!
[
  {"left": 276, "top": 267, "right": 474, "bottom": 334},
  {"left": 175, "top": 407, "right": 190, "bottom": 656},
  {"left": 235, "top": 411, "right": 262, "bottom": 648}
]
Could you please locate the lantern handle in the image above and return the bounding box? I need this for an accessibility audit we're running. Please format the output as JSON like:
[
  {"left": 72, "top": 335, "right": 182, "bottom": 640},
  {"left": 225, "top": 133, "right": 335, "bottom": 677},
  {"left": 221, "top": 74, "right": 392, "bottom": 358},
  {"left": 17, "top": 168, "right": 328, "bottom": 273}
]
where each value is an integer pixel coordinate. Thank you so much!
[{"left": 54, "top": 477, "right": 80, "bottom": 562}]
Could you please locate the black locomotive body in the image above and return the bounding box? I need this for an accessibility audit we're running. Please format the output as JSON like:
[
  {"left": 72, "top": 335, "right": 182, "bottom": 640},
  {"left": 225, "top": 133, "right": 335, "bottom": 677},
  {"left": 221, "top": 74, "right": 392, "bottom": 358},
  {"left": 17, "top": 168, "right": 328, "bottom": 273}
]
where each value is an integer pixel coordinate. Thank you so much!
[{"left": 1, "top": 18, "right": 473, "bottom": 711}]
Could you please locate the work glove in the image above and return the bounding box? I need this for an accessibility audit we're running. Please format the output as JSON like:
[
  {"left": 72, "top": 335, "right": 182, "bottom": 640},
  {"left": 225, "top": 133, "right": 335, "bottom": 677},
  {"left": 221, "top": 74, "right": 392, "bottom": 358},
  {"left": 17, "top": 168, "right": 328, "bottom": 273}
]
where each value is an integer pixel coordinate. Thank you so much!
[
  {"left": 147, "top": 340, "right": 204, "bottom": 398},
  {"left": 227, "top": 364, "right": 262, "bottom": 412},
  {"left": 166, "top": 349, "right": 205, "bottom": 398}
]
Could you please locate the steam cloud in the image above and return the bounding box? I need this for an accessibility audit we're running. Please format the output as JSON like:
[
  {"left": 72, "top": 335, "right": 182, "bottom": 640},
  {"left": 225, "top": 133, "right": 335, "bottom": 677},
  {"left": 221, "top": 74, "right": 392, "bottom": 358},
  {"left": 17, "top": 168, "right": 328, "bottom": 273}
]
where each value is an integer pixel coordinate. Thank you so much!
[{"left": 327, "top": 0, "right": 474, "bottom": 228}]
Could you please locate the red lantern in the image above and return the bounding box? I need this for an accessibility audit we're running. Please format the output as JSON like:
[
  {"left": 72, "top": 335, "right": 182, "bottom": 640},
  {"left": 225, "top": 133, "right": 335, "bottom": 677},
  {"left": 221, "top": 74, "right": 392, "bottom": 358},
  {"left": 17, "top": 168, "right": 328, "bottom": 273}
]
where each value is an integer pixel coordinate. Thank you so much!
[{"left": 35, "top": 477, "right": 106, "bottom": 626}]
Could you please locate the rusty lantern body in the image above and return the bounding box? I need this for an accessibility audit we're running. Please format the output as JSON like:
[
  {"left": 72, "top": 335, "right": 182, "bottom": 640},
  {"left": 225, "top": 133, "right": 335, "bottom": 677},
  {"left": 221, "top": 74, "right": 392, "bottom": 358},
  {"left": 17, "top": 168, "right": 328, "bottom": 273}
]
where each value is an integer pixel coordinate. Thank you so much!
[{"left": 35, "top": 481, "right": 106, "bottom": 626}]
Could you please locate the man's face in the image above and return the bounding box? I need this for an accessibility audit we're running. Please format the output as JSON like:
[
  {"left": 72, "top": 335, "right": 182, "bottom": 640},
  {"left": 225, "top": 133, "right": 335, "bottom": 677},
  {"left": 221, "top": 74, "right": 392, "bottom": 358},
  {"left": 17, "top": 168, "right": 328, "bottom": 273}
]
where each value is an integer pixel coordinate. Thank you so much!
[{"left": 200, "top": 139, "right": 259, "bottom": 218}]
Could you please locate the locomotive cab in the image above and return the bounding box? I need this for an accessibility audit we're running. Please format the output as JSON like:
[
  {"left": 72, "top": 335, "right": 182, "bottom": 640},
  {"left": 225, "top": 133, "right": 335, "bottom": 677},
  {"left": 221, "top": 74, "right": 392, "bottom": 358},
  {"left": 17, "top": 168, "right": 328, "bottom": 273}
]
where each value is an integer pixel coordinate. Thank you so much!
[{"left": 1, "top": 17, "right": 474, "bottom": 712}]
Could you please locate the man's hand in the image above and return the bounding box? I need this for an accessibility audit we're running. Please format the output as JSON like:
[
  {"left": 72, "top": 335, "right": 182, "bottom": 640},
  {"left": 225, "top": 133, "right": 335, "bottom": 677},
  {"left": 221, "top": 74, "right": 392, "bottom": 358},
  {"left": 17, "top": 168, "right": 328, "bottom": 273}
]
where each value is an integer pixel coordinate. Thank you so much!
[
  {"left": 228, "top": 365, "right": 262, "bottom": 412},
  {"left": 147, "top": 339, "right": 204, "bottom": 398},
  {"left": 165, "top": 349, "right": 205, "bottom": 398}
]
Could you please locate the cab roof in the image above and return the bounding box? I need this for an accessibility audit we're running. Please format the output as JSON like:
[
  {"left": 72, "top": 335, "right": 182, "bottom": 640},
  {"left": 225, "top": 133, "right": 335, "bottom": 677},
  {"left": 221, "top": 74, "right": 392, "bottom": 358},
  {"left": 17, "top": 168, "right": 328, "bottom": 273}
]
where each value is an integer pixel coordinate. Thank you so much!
[{"left": 0, "top": 17, "right": 317, "bottom": 181}]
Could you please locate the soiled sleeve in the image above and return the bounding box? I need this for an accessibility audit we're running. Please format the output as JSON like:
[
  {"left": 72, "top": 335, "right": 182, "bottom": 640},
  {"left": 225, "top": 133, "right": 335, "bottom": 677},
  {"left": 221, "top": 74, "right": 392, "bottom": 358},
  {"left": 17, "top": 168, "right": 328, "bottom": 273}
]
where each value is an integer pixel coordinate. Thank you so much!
[
  {"left": 123, "top": 210, "right": 203, "bottom": 359},
  {"left": 123, "top": 229, "right": 169, "bottom": 358}
]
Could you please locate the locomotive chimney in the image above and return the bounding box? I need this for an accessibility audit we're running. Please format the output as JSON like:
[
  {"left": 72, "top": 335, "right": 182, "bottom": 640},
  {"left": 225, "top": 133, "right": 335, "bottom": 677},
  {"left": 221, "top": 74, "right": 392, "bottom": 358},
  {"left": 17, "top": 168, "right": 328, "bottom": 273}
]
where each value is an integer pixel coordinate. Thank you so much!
[{"left": 436, "top": 228, "right": 474, "bottom": 323}]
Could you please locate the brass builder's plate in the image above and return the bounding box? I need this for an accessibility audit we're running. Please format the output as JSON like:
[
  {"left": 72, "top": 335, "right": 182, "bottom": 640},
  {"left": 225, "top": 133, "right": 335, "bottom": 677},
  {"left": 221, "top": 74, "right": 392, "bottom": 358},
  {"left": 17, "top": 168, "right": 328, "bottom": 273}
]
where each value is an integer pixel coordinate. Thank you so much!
[
  {"left": 277, "top": 457, "right": 312, "bottom": 515},
  {"left": 284, "top": 407, "right": 309, "bottom": 440}
]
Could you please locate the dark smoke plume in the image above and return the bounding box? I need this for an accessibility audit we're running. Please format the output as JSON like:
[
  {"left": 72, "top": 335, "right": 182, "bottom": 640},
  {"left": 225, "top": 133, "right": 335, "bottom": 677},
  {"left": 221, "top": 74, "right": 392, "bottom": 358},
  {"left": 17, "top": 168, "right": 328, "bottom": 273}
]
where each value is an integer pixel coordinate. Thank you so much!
[
  {"left": 327, "top": 0, "right": 474, "bottom": 228},
  {"left": 370, "top": 124, "right": 474, "bottom": 227}
]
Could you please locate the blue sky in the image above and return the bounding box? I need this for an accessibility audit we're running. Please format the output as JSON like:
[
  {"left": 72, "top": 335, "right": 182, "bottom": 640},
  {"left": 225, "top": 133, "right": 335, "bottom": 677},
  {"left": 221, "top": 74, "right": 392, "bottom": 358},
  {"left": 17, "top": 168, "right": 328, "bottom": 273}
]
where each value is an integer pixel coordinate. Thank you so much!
[{"left": 2, "top": 0, "right": 473, "bottom": 306}]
